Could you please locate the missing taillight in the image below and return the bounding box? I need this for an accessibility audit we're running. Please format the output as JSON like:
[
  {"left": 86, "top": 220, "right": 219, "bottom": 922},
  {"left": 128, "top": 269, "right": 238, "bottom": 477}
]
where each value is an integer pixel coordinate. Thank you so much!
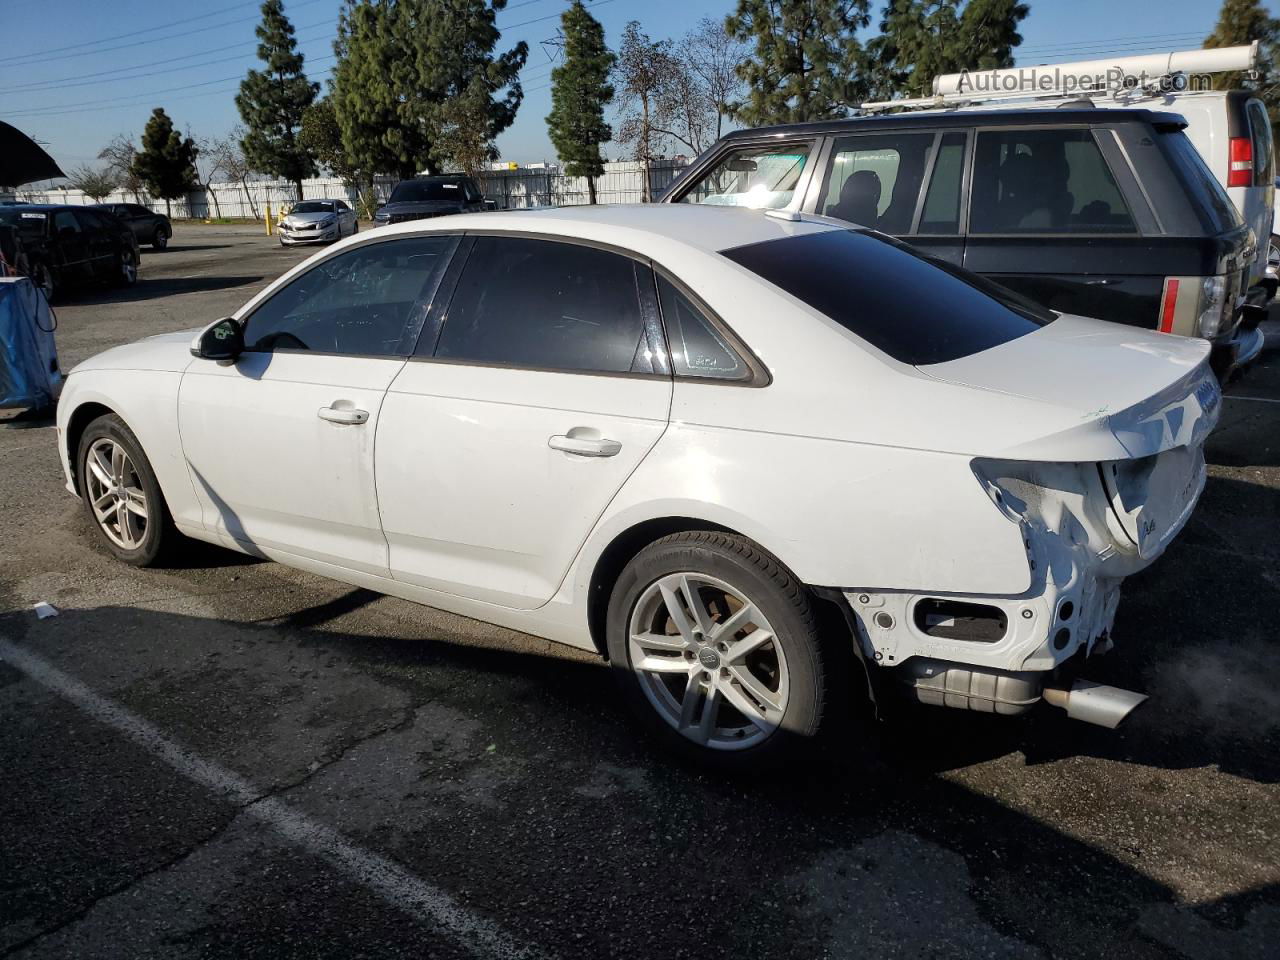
[{"left": 913, "top": 598, "right": 1008, "bottom": 643}]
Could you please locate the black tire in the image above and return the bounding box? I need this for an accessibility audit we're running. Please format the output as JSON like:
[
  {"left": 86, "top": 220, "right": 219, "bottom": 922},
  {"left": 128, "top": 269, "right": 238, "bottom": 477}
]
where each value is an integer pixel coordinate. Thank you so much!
[
  {"left": 114, "top": 247, "right": 138, "bottom": 287},
  {"left": 76, "top": 414, "right": 176, "bottom": 567},
  {"left": 606, "top": 531, "right": 830, "bottom": 771},
  {"left": 151, "top": 227, "right": 169, "bottom": 250},
  {"left": 31, "top": 260, "right": 55, "bottom": 303}
]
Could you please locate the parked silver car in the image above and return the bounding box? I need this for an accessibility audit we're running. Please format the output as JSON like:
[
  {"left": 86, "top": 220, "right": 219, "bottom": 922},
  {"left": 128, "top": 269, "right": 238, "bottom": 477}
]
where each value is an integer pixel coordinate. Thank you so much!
[{"left": 277, "top": 199, "right": 358, "bottom": 246}]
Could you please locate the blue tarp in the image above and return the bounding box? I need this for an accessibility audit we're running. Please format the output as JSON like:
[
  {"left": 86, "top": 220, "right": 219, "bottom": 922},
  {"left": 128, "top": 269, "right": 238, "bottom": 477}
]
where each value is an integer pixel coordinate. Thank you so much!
[{"left": 0, "top": 277, "right": 61, "bottom": 410}]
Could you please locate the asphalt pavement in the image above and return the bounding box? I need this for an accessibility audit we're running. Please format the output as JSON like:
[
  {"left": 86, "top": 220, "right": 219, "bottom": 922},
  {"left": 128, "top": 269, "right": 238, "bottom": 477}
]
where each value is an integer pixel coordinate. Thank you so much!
[{"left": 1, "top": 225, "right": 1277, "bottom": 959}]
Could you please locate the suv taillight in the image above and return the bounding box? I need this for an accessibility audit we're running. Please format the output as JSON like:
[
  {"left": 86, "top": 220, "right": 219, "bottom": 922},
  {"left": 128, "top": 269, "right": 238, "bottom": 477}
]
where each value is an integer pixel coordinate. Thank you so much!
[
  {"left": 1158, "top": 274, "right": 1239, "bottom": 339},
  {"left": 1228, "top": 136, "right": 1253, "bottom": 188}
]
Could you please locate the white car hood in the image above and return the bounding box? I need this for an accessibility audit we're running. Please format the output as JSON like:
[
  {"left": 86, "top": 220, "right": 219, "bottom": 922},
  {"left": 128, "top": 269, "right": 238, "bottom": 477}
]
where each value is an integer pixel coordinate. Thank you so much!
[
  {"left": 918, "top": 314, "right": 1220, "bottom": 461},
  {"left": 70, "top": 328, "right": 199, "bottom": 375}
]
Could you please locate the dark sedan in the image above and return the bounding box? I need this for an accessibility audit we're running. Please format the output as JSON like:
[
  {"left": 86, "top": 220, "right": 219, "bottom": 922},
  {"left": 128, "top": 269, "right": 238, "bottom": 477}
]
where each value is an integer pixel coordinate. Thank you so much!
[
  {"left": 92, "top": 202, "right": 172, "bottom": 250},
  {"left": 0, "top": 204, "right": 139, "bottom": 303}
]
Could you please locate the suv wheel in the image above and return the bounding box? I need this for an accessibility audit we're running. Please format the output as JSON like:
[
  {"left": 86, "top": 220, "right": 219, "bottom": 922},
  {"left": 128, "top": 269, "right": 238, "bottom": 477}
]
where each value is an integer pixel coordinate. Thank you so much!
[
  {"left": 115, "top": 248, "right": 138, "bottom": 287},
  {"left": 606, "top": 531, "right": 829, "bottom": 770},
  {"left": 77, "top": 414, "right": 176, "bottom": 566},
  {"left": 1269, "top": 234, "right": 1279, "bottom": 278},
  {"left": 152, "top": 227, "right": 169, "bottom": 250}
]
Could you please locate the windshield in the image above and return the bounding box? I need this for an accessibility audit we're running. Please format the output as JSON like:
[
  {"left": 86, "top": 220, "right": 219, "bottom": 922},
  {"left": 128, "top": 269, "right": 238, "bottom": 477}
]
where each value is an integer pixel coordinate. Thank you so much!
[
  {"left": 291, "top": 201, "right": 335, "bottom": 214},
  {"left": 721, "top": 228, "right": 1054, "bottom": 366},
  {"left": 389, "top": 180, "right": 465, "bottom": 203},
  {"left": 0, "top": 208, "right": 48, "bottom": 241}
]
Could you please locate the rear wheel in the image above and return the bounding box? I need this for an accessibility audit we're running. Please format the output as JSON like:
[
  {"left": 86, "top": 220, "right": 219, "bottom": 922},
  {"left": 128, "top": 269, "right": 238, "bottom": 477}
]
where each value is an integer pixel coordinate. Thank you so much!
[
  {"left": 77, "top": 414, "right": 175, "bottom": 566},
  {"left": 606, "top": 531, "right": 829, "bottom": 770},
  {"left": 115, "top": 247, "right": 138, "bottom": 287},
  {"left": 1268, "top": 234, "right": 1279, "bottom": 277},
  {"left": 151, "top": 227, "right": 169, "bottom": 250}
]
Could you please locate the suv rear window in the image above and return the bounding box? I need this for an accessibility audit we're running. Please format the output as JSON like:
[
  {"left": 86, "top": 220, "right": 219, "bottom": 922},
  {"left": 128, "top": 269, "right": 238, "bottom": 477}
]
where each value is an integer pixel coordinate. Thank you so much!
[
  {"left": 1157, "top": 130, "right": 1244, "bottom": 234},
  {"left": 390, "top": 180, "right": 467, "bottom": 203},
  {"left": 721, "top": 229, "right": 1053, "bottom": 366}
]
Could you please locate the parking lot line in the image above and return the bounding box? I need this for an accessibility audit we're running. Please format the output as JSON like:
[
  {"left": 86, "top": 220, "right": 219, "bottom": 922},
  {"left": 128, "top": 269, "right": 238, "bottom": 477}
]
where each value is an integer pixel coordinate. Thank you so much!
[
  {"left": 0, "top": 636, "right": 547, "bottom": 960},
  {"left": 1224, "top": 395, "right": 1280, "bottom": 404}
]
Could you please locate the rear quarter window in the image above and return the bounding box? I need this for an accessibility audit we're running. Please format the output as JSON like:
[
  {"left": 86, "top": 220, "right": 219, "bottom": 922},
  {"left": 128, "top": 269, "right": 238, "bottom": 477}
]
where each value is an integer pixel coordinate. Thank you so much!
[
  {"left": 1157, "top": 129, "right": 1243, "bottom": 234},
  {"left": 721, "top": 229, "right": 1053, "bottom": 366}
]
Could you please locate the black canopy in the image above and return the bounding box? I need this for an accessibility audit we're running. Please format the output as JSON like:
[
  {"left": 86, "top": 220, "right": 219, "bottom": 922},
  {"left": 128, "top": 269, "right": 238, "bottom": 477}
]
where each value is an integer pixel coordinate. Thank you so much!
[{"left": 0, "top": 121, "right": 64, "bottom": 187}]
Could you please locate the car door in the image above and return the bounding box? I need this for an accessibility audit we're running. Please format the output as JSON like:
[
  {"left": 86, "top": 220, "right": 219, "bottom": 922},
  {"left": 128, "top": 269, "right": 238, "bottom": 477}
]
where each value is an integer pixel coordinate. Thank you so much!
[
  {"left": 377, "top": 234, "right": 673, "bottom": 609},
  {"left": 178, "top": 234, "right": 458, "bottom": 575},
  {"left": 121, "top": 205, "right": 149, "bottom": 241},
  {"left": 73, "top": 209, "right": 117, "bottom": 279},
  {"left": 50, "top": 210, "right": 91, "bottom": 284}
]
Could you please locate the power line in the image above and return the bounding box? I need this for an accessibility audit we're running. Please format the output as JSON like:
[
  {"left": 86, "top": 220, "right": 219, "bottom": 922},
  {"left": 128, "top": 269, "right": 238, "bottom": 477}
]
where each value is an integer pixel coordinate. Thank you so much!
[
  {"left": 6, "top": 24, "right": 338, "bottom": 93},
  {"left": 0, "top": 0, "right": 330, "bottom": 67},
  {"left": 1016, "top": 28, "right": 1213, "bottom": 56}
]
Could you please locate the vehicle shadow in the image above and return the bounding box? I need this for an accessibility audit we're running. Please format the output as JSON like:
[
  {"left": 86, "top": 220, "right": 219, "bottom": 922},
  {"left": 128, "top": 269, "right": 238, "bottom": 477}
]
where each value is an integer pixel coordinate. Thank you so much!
[
  {"left": 143, "top": 244, "right": 234, "bottom": 254},
  {"left": 63, "top": 275, "right": 265, "bottom": 306},
  {"left": 1, "top": 600, "right": 1274, "bottom": 958},
  {"left": 0, "top": 406, "right": 56, "bottom": 430}
]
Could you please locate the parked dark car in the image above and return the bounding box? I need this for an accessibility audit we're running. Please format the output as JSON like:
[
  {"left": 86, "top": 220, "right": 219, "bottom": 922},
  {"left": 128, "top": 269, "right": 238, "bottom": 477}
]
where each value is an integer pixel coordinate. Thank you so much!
[
  {"left": 663, "top": 108, "right": 1262, "bottom": 380},
  {"left": 0, "top": 204, "right": 139, "bottom": 303},
  {"left": 92, "top": 202, "right": 172, "bottom": 250},
  {"left": 372, "top": 175, "right": 490, "bottom": 227}
]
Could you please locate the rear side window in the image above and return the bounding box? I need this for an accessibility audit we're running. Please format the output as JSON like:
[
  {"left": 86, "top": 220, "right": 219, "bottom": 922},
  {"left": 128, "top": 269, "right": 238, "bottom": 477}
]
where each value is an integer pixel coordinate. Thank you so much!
[
  {"left": 434, "top": 236, "right": 651, "bottom": 375},
  {"left": 818, "top": 132, "right": 935, "bottom": 234},
  {"left": 1157, "top": 130, "right": 1244, "bottom": 233},
  {"left": 1247, "top": 100, "right": 1274, "bottom": 185},
  {"left": 919, "top": 132, "right": 966, "bottom": 234},
  {"left": 721, "top": 229, "right": 1052, "bottom": 366},
  {"left": 971, "top": 129, "right": 1136, "bottom": 234},
  {"left": 677, "top": 143, "right": 812, "bottom": 210},
  {"left": 656, "top": 276, "right": 748, "bottom": 380}
]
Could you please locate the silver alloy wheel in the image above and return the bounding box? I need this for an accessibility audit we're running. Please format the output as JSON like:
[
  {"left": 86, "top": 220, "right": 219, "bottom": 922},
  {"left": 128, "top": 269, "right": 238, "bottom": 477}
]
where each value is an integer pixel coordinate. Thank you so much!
[
  {"left": 121, "top": 250, "right": 137, "bottom": 284},
  {"left": 153, "top": 230, "right": 168, "bottom": 250},
  {"left": 84, "top": 437, "right": 149, "bottom": 549},
  {"left": 628, "top": 572, "right": 789, "bottom": 751},
  {"left": 1269, "top": 236, "right": 1279, "bottom": 278}
]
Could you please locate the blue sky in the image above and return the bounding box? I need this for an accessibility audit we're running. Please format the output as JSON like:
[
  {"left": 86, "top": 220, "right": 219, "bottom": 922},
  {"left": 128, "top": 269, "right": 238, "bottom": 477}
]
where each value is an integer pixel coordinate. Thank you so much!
[{"left": 0, "top": 0, "right": 1267, "bottom": 175}]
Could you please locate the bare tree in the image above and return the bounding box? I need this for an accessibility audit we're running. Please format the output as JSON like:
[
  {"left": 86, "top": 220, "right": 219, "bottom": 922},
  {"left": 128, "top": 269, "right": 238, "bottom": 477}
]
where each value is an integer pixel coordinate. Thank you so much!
[
  {"left": 206, "top": 129, "right": 258, "bottom": 219},
  {"left": 679, "top": 18, "right": 748, "bottom": 142},
  {"left": 67, "top": 164, "right": 119, "bottom": 202},
  {"left": 193, "top": 135, "right": 223, "bottom": 219},
  {"left": 97, "top": 134, "right": 144, "bottom": 202},
  {"left": 615, "top": 21, "right": 677, "bottom": 201}
]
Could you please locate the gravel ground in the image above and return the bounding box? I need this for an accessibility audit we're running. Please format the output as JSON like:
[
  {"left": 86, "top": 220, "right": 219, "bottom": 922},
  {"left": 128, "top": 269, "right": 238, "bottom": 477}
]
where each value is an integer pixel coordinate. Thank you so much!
[{"left": 1, "top": 224, "right": 1277, "bottom": 959}]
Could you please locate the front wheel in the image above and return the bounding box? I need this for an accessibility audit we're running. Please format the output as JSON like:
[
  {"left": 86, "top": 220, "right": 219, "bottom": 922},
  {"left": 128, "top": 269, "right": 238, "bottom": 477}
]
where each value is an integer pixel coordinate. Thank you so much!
[
  {"left": 606, "top": 531, "right": 830, "bottom": 770},
  {"left": 77, "top": 414, "right": 176, "bottom": 566},
  {"left": 1268, "top": 234, "right": 1279, "bottom": 278},
  {"left": 151, "top": 227, "right": 169, "bottom": 250}
]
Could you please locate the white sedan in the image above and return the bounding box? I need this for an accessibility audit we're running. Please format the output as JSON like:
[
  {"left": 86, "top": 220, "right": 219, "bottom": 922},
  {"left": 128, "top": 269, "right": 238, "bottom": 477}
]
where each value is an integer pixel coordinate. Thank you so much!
[{"left": 56, "top": 205, "right": 1219, "bottom": 768}]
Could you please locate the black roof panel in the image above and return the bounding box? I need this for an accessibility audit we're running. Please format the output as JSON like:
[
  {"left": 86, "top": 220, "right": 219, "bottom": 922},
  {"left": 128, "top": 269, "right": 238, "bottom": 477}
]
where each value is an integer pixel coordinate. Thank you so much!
[{"left": 722, "top": 108, "right": 1187, "bottom": 140}]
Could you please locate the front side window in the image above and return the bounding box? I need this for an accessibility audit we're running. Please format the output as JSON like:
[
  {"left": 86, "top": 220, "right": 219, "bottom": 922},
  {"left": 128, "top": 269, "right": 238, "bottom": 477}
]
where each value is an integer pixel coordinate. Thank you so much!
[
  {"left": 722, "top": 228, "right": 1053, "bottom": 366},
  {"left": 243, "top": 236, "right": 456, "bottom": 356},
  {"left": 677, "top": 143, "right": 812, "bottom": 210},
  {"left": 818, "top": 132, "right": 935, "bottom": 234},
  {"left": 970, "top": 129, "right": 1137, "bottom": 234},
  {"left": 432, "top": 236, "right": 651, "bottom": 375},
  {"left": 53, "top": 211, "right": 80, "bottom": 235},
  {"left": 656, "top": 276, "right": 747, "bottom": 380}
]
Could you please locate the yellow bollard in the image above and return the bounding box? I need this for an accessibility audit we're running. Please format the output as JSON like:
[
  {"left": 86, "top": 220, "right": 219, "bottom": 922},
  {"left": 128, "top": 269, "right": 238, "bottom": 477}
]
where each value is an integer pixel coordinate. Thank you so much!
[{"left": 265, "top": 203, "right": 273, "bottom": 235}]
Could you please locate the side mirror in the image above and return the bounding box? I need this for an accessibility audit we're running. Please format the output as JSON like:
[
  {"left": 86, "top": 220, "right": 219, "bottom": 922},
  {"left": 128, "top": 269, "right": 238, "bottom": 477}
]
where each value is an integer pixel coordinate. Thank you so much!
[{"left": 191, "top": 317, "right": 244, "bottom": 362}]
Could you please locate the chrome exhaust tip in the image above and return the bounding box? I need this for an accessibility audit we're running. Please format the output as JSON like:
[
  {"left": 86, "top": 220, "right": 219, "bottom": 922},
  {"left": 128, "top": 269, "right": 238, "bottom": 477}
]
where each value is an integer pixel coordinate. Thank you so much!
[{"left": 1041, "top": 680, "right": 1148, "bottom": 729}]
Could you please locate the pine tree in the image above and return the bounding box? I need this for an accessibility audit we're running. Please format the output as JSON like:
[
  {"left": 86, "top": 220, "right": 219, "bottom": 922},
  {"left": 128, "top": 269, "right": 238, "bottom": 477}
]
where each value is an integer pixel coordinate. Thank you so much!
[
  {"left": 236, "top": 0, "right": 319, "bottom": 198},
  {"left": 409, "top": 0, "right": 529, "bottom": 173},
  {"left": 546, "top": 1, "right": 615, "bottom": 203},
  {"left": 725, "top": 0, "right": 871, "bottom": 125},
  {"left": 1205, "top": 0, "right": 1280, "bottom": 127},
  {"left": 865, "top": 0, "right": 1026, "bottom": 101},
  {"left": 131, "top": 108, "right": 199, "bottom": 217}
]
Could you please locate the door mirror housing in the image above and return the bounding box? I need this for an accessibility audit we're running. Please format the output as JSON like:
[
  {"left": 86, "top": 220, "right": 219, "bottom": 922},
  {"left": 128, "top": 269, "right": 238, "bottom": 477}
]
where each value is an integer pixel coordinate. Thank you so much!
[{"left": 192, "top": 317, "right": 244, "bottom": 362}]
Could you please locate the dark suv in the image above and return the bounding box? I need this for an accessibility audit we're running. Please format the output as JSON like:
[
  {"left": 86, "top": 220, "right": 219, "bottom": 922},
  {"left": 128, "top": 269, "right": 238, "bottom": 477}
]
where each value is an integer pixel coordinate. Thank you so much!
[
  {"left": 372, "top": 175, "right": 489, "bottom": 227},
  {"left": 662, "top": 109, "right": 1261, "bottom": 379},
  {"left": 0, "top": 204, "right": 140, "bottom": 303},
  {"left": 92, "top": 202, "right": 172, "bottom": 250}
]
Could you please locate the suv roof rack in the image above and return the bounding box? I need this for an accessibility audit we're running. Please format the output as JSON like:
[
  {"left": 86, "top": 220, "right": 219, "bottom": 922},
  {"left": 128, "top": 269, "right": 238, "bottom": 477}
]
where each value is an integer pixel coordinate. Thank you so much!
[{"left": 861, "top": 42, "right": 1257, "bottom": 114}]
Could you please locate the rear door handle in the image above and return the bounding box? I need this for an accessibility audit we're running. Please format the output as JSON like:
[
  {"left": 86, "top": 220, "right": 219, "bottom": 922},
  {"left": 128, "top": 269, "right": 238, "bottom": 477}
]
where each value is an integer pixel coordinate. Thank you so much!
[
  {"left": 318, "top": 405, "right": 369, "bottom": 425},
  {"left": 548, "top": 434, "right": 622, "bottom": 457}
]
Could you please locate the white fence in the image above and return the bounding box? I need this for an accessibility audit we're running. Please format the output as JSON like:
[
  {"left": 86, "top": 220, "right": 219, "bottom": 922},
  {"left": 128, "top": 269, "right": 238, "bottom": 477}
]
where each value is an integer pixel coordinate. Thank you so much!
[{"left": 13, "top": 159, "right": 690, "bottom": 219}]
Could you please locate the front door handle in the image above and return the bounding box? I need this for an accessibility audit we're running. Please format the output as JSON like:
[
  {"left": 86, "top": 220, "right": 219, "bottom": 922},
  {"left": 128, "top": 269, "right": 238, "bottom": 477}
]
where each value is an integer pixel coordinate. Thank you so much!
[
  {"left": 318, "top": 405, "right": 369, "bottom": 425},
  {"left": 548, "top": 434, "right": 622, "bottom": 457}
]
